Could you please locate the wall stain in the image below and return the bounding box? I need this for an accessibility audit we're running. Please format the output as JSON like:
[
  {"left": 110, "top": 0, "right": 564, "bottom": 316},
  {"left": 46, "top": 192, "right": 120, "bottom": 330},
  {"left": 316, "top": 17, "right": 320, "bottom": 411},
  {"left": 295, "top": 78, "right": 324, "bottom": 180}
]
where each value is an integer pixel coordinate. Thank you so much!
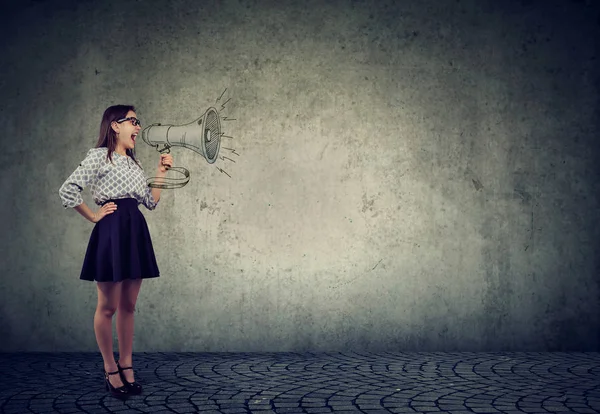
[
  {"left": 328, "top": 259, "right": 384, "bottom": 289},
  {"left": 514, "top": 188, "right": 532, "bottom": 204},
  {"left": 361, "top": 193, "right": 377, "bottom": 213},
  {"left": 472, "top": 178, "right": 484, "bottom": 191}
]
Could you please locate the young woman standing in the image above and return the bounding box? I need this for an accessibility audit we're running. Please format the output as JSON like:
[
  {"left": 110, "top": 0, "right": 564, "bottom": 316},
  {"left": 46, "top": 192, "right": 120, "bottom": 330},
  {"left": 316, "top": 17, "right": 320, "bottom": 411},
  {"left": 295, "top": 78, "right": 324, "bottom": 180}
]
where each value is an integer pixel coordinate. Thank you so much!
[{"left": 59, "top": 105, "right": 173, "bottom": 398}]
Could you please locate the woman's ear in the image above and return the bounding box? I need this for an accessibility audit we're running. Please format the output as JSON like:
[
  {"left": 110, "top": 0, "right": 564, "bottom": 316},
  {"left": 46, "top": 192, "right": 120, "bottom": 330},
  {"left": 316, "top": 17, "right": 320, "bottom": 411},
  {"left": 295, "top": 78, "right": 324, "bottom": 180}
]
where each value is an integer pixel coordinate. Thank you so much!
[{"left": 110, "top": 121, "right": 120, "bottom": 134}]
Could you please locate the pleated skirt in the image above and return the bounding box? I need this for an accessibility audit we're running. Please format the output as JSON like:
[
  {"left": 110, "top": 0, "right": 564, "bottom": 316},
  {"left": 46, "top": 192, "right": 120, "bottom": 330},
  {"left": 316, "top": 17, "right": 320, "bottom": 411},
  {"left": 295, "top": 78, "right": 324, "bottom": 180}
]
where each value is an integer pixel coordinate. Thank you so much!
[{"left": 80, "top": 198, "right": 160, "bottom": 282}]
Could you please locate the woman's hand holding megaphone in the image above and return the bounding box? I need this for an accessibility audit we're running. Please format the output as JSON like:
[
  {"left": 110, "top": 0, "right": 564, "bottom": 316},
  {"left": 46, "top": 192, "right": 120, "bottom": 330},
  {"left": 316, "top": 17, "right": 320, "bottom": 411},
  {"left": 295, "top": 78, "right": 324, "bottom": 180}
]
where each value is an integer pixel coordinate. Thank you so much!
[
  {"left": 146, "top": 149, "right": 189, "bottom": 189},
  {"left": 158, "top": 153, "right": 173, "bottom": 173}
]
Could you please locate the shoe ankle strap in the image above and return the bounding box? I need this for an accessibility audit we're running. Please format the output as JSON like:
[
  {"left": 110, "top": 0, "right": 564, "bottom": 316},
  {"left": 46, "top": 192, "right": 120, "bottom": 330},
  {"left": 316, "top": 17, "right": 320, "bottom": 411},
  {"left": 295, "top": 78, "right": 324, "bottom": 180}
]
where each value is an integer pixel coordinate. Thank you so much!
[{"left": 117, "top": 362, "right": 133, "bottom": 370}]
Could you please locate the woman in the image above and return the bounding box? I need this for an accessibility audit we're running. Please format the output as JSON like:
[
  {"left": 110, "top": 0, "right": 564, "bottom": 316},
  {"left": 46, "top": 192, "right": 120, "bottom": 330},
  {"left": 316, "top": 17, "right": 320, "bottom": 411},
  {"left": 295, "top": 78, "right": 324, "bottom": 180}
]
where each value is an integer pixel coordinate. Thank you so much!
[{"left": 59, "top": 105, "right": 173, "bottom": 398}]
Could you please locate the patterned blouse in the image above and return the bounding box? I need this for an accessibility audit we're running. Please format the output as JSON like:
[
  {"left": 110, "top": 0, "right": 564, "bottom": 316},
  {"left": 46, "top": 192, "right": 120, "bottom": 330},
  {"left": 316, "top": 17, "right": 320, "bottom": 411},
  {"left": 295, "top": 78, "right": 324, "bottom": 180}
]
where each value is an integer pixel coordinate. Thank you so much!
[{"left": 59, "top": 147, "right": 158, "bottom": 210}]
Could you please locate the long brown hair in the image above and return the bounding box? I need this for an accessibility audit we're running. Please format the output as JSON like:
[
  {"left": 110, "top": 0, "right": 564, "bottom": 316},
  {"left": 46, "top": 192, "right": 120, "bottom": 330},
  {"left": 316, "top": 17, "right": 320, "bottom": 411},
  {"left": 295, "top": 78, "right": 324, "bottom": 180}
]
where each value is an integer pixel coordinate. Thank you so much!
[{"left": 95, "top": 104, "right": 141, "bottom": 168}]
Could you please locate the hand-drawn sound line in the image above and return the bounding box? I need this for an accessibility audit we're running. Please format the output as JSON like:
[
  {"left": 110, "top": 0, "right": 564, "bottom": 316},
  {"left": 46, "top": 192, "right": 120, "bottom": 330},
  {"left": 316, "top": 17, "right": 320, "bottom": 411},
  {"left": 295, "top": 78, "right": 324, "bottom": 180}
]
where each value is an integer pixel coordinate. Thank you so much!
[{"left": 140, "top": 88, "right": 238, "bottom": 188}]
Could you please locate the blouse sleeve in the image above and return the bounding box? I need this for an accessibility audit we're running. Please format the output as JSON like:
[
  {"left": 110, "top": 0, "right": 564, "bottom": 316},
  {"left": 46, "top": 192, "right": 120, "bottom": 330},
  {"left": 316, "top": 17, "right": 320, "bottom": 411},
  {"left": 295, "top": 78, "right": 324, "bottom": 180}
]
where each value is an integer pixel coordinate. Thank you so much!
[
  {"left": 59, "top": 149, "right": 101, "bottom": 209},
  {"left": 141, "top": 185, "right": 159, "bottom": 210},
  {"left": 137, "top": 158, "right": 159, "bottom": 211}
]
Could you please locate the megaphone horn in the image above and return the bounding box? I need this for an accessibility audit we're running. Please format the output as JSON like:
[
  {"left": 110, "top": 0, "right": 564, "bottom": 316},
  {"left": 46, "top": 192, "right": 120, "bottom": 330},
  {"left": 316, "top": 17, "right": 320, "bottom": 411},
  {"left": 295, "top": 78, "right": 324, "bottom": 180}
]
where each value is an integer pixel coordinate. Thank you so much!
[{"left": 141, "top": 107, "right": 222, "bottom": 164}]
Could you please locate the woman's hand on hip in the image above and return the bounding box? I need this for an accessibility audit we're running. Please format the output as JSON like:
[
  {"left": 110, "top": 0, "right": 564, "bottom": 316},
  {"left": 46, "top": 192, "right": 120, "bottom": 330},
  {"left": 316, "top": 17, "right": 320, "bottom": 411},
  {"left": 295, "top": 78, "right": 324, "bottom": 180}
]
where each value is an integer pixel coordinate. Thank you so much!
[{"left": 93, "top": 202, "right": 117, "bottom": 223}]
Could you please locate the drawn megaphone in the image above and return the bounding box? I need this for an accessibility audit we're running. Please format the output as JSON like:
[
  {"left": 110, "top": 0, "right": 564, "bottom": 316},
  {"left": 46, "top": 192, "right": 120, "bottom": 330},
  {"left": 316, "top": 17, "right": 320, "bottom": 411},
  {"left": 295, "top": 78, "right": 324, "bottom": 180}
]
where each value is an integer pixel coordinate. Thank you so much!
[
  {"left": 141, "top": 107, "right": 222, "bottom": 163},
  {"left": 139, "top": 107, "right": 222, "bottom": 189}
]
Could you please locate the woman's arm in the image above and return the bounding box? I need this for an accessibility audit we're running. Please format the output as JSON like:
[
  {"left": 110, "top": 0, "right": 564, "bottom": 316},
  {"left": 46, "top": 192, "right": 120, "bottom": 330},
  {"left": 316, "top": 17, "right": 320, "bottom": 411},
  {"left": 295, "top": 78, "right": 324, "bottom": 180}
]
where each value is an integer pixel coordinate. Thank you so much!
[
  {"left": 74, "top": 201, "right": 116, "bottom": 223},
  {"left": 150, "top": 169, "right": 166, "bottom": 203},
  {"left": 73, "top": 202, "right": 97, "bottom": 223}
]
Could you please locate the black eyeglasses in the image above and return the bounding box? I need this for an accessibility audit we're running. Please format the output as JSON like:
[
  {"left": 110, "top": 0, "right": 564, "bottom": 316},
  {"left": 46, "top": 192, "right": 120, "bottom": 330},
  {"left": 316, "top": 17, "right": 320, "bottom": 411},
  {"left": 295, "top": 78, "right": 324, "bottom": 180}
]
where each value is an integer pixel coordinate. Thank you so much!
[{"left": 116, "top": 117, "right": 141, "bottom": 127}]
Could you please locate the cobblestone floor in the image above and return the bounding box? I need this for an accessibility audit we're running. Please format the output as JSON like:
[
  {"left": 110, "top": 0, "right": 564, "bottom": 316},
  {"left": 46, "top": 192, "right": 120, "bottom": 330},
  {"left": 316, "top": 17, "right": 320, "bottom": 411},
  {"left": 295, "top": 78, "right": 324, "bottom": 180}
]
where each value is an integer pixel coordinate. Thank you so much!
[{"left": 0, "top": 352, "right": 598, "bottom": 413}]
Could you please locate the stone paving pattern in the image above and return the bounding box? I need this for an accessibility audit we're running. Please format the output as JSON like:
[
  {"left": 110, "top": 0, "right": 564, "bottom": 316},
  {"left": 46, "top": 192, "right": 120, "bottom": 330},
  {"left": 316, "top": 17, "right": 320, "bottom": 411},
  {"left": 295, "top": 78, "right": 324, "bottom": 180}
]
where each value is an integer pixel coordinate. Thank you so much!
[{"left": 0, "top": 352, "right": 598, "bottom": 413}]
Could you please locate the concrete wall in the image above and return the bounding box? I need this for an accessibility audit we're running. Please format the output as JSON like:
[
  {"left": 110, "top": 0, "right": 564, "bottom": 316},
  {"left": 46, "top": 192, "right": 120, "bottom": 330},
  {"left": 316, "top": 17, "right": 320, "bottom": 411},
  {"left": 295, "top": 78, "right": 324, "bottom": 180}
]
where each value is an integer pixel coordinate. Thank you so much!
[{"left": 1, "top": 0, "right": 599, "bottom": 352}]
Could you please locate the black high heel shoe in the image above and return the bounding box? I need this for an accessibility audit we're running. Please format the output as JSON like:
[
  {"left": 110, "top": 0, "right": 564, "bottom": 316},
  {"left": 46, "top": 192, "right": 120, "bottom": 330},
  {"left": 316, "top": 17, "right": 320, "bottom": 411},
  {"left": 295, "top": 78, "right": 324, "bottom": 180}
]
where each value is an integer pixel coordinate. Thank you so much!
[
  {"left": 104, "top": 369, "right": 129, "bottom": 399},
  {"left": 117, "top": 361, "right": 143, "bottom": 395}
]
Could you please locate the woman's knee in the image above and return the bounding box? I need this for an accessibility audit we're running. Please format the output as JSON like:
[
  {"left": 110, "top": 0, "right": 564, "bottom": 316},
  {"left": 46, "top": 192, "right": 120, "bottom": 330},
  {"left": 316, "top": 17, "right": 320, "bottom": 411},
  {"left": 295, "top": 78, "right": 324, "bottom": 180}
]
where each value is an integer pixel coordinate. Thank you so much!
[
  {"left": 119, "top": 279, "right": 142, "bottom": 314},
  {"left": 96, "top": 281, "right": 122, "bottom": 317},
  {"left": 96, "top": 304, "right": 118, "bottom": 317},
  {"left": 118, "top": 300, "right": 136, "bottom": 314}
]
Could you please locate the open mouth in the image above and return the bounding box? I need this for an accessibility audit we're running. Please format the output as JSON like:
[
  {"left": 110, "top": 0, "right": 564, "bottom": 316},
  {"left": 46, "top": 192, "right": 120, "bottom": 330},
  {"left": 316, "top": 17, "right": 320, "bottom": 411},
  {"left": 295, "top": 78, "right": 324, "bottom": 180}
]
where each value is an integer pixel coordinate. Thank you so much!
[{"left": 131, "top": 133, "right": 137, "bottom": 144}]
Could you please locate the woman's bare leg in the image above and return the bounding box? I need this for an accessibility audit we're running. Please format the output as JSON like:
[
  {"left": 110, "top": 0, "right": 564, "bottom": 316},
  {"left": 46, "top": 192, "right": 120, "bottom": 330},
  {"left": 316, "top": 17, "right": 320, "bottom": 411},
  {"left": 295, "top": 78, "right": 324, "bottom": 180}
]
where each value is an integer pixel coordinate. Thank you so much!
[
  {"left": 116, "top": 278, "right": 143, "bottom": 382},
  {"left": 95, "top": 281, "right": 124, "bottom": 388}
]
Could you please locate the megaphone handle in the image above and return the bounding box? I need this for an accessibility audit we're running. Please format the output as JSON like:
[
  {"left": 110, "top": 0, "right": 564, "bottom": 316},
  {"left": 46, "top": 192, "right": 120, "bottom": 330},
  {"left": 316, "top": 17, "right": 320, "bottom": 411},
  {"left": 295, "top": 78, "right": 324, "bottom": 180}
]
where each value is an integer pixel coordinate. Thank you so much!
[{"left": 159, "top": 145, "right": 171, "bottom": 170}]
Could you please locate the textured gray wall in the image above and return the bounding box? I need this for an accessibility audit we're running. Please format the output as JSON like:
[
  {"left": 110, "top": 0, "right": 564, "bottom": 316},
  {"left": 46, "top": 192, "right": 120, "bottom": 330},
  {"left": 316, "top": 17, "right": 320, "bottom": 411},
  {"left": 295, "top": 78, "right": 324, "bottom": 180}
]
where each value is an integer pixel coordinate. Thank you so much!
[{"left": 1, "top": 0, "right": 599, "bottom": 352}]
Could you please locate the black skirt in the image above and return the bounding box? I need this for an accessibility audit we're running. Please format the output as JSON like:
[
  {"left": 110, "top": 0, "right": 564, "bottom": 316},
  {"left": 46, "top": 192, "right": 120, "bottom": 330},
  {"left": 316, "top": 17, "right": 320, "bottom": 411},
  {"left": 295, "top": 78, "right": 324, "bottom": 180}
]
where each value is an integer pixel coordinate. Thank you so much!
[{"left": 80, "top": 198, "right": 160, "bottom": 282}]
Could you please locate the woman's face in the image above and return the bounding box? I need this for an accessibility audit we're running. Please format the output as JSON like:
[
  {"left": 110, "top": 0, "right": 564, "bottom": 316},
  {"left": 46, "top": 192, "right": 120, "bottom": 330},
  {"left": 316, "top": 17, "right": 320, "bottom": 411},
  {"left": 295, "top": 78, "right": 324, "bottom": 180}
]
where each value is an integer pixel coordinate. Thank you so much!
[{"left": 113, "top": 110, "right": 141, "bottom": 153}]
